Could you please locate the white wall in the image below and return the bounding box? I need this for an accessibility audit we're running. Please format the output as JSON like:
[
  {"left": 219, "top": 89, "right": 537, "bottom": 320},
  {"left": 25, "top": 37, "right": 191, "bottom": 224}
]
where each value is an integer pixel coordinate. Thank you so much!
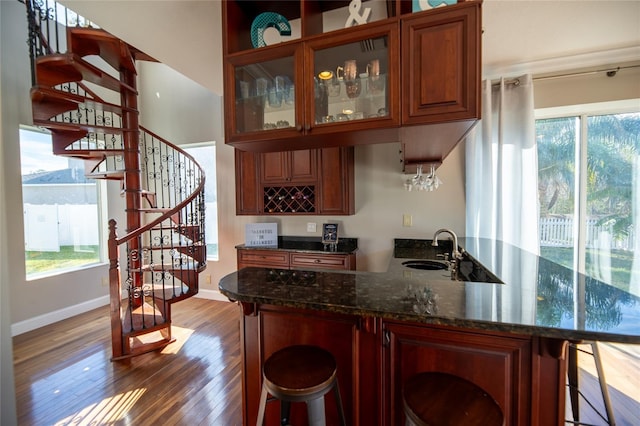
[
  {"left": 0, "top": 1, "right": 116, "bottom": 329},
  {"left": 0, "top": 1, "right": 18, "bottom": 422}
]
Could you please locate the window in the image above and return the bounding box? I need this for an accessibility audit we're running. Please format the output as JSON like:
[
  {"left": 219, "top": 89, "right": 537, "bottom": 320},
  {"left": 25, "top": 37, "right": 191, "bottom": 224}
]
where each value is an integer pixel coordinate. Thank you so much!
[
  {"left": 20, "top": 127, "right": 103, "bottom": 277},
  {"left": 184, "top": 143, "right": 218, "bottom": 260},
  {"left": 536, "top": 101, "right": 639, "bottom": 292}
]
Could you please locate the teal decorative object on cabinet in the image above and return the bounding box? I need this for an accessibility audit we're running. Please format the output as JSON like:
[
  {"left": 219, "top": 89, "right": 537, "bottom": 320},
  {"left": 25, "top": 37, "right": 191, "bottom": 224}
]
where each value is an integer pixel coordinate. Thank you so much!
[
  {"left": 412, "top": 0, "right": 457, "bottom": 12},
  {"left": 251, "top": 12, "right": 292, "bottom": 48}
]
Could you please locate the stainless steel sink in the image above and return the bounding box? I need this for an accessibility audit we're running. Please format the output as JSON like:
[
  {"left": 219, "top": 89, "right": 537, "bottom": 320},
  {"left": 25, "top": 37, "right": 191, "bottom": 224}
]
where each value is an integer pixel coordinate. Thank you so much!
[
  {"left": 401, "top": 260, "right": 449, "bottom": 270},
  {"left": 400, "top": 253, "right": 503, "bottom": 284}
]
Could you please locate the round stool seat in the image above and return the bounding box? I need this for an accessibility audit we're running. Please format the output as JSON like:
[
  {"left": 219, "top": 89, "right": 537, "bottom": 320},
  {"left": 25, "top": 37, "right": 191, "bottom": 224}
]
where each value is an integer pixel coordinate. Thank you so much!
[
  {"left": 263, "top": 345, "right": 337, "bottom": 401},
  {"left": 403, "top": 372, "right": 503, "bottom": 426},
  {"left": 256, "top": 345, "right": 346, "bottom": 426}
]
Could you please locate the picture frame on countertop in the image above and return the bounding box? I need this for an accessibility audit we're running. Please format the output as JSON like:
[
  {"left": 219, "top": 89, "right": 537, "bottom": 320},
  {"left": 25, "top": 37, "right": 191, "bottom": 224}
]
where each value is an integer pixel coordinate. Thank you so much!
[{"left": 322, "top": 223, "right": 339, "bottom": 245}]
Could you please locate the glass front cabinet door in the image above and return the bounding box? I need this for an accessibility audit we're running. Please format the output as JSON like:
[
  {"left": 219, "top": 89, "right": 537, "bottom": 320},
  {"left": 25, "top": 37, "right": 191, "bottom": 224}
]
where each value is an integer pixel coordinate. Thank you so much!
[
  {"left": 305, "top": 21, "right": 399, "bottom": 135},
  {"left": 225, "top": 43, "right": 304, "bottom": 143},
  {"left": 224, "top": 21, "right": 399, "bottom": 146}
]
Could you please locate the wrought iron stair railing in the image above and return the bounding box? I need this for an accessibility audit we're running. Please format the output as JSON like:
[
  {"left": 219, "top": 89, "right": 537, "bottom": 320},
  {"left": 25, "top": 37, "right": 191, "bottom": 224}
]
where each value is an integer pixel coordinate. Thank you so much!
[{"left": 24, "top": 0, "right": 206, "bottom": 360}]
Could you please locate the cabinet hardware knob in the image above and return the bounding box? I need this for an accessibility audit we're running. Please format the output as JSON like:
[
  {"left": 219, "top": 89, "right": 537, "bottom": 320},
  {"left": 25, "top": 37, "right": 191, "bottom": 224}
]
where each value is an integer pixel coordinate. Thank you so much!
[
  {"left": 314, "top": 259, "right": 321, "bottom": 263},
  {"left": 296, "top": 124, "right": 303, "bottom": 132}
]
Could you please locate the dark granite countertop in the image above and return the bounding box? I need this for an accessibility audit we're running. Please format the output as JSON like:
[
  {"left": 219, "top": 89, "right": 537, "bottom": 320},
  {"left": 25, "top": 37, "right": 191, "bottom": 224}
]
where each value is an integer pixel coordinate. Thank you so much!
[
  {"left": 219, "top": 238, "right": 640, "bottom": 344},
  {"left": 235, "top": 236, "right": 358, "bottom": 255}
]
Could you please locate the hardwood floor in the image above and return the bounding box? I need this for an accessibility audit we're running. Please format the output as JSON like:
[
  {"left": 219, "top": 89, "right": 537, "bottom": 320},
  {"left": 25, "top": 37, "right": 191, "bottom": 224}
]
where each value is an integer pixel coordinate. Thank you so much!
[
  {"left": 13, "top": 298, "right": 243, "bottom": 425},
  {"left": 13, "top": 298, "right": 640, "bottom": 425}
]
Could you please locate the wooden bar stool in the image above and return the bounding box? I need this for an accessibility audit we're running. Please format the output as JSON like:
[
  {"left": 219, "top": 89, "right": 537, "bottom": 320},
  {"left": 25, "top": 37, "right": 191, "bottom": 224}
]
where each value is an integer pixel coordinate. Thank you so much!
[
  {"left": 403, "top": 372, "right": 503, "bottom": 426},
  {"left": 256, "top": 345, "right": 346, "bottom": 426}
]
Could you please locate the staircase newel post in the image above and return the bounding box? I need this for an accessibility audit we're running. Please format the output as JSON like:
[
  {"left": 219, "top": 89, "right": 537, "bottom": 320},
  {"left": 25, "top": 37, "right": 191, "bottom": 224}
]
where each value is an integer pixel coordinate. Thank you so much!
[
  {"left": 108, "top": 219, "right": 124, "bottom": 360},
  {"left": 120, "top": 67, "right": 144, "bottom": 309}
]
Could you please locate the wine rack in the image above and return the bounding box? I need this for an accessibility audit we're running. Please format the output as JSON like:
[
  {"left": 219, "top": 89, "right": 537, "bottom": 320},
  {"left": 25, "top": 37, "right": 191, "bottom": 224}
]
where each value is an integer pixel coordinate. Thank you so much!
[{"left": 264, "top": 186, "right": 315, "bottom": 213}]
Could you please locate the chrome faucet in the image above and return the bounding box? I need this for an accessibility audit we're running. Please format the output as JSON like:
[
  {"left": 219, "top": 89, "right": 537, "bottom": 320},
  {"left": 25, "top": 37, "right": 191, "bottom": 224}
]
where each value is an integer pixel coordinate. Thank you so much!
[{"left": 432, "top": 228, "right": 462, "bottom": 261}]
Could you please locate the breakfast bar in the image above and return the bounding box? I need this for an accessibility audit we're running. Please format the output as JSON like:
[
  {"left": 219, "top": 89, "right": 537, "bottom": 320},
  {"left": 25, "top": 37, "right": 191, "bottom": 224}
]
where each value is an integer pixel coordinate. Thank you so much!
[{"left": 218, "top": 238, "right": 640, "bottom": 425}]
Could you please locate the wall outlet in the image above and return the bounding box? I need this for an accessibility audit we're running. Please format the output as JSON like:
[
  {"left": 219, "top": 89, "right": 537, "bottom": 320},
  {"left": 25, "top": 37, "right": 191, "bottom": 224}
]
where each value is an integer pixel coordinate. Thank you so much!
[
  {"left": 101, "top": 276, "right": 109, "bottom": 287},
  {"left": 307, "top": 222, "right": 317, "bottom": 232},
  {"left": 403, "top": 214, "right": 412, "bottom": 227},
  {"left": 206, "top": 274, "right": 212, "bottom": 285}
]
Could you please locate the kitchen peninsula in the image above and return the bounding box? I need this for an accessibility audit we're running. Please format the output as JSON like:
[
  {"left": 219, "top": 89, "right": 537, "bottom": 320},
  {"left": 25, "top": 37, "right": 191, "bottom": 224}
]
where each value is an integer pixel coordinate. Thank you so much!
[{"left": 218, "top": 238, "right": 640, "bottom": 425}]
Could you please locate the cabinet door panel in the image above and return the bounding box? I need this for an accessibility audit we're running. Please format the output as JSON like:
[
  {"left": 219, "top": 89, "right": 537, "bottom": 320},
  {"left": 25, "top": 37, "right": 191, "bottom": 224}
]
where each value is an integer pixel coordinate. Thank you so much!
[
  {"left": 260, "top": 151, "right": 289, "bottom": 183},
  {"left": 290, "top": 253, "right": 355, "bottom": 270},
  {"left": 256, "top": 307, "right": 360, "bottom": 425},
  {"left": 383, "top": 322, "right": 531, "bottom": 426},
  {"left": 290, "top": 149, "right": 317, "bottom": 180},
  {"left": 235, "top": 150, "right": 260, "bottom": 214},
  {"left": 237, "top": 249, "right": 289, "bottom": 269},
  {"left": 402, "top": 2, "right": 480, "bottom": 125},
  {"left": 318, "top": 147, "right": 354, "bottom": 215},
  {"left": 260, "top": 150, "right": 316, "bottom": 183}
]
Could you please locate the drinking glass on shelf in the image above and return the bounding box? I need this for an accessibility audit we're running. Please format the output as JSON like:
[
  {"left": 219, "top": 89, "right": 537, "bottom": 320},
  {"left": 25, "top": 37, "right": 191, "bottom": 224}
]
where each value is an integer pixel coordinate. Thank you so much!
[
  {"left": 318, "top": 70, "right": 340, "bottom": 97},
  {"left": 255, "top": 77, "right": 269, "bottom": 98},
  {"left": 337, "top": 59, "right": 361, "bottom": 99},
  {"left": 238, "top": 80, "right": 250, "bottom": 99},
  {"left": 367, "top": 59, "right": 384, "bottom": 95}
]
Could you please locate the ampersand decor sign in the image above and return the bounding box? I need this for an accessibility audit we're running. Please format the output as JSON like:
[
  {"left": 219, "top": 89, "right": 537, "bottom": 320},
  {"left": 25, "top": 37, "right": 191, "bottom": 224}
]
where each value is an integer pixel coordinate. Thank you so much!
[{"left": 345, "top": 0, "right": 371, "bottom": 28}]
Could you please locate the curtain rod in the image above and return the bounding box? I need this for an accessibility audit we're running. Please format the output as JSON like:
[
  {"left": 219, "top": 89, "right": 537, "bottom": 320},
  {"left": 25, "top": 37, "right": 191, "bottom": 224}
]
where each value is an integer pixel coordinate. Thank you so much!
[{"left": 493, "top": 64, "right": 640, "bottom": 87}]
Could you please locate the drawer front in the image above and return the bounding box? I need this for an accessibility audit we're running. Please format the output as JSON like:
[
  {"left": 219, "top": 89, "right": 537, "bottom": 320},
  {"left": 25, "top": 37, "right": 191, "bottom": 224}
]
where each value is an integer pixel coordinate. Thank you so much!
[
  {"left": 290, "top": 253, "right": 352, "bottom": 270},
  {"left": 238, "top": 250, "right": 289, "bottom": 268}
]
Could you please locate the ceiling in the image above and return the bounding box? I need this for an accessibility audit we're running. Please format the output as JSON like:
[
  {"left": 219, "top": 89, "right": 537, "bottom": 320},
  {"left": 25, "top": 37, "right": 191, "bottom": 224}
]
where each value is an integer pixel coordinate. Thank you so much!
[
  {"left": 481, "top": 0, "right": 640, "bottom": 78},
  {"left": 63, "top": 0, "right": 640, "bottom": 95}
]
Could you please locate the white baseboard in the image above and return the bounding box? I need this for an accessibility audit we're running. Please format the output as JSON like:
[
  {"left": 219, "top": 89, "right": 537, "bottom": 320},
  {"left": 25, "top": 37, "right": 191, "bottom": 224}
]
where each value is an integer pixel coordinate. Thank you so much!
[
  {"left": 11, "top": 295, "right": 110, "bottom": 336},
  {"left": 11, "top": 290, "right": 231, "bottom": 336},
  {"left": 195, "top": 289, "right": 233, "bottom": 302}
]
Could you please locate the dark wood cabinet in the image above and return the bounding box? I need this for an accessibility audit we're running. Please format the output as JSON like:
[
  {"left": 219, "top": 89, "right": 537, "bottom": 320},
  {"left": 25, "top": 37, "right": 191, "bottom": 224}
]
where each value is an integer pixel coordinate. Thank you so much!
[
  {"left": 236, "top": 305, "right": 567, "bottom": 426},
  {"left": 401, "top": 3, "right": 481, "bottom": 125},
  {"left": 222, "top": 0, "right": 481, "bottom": 163},
  {"left": 237, "top": 249, "right": 290, "bottom": 269},
  {"left": 318, "top": 146, "right": 355, "bottom": 215},
  {"left": 235, "top": 146, "right": 354, "bottom": 216},
  {"left": 382, "top": 321, "right": 533, "bottom": 425},
  {"left": 238, "top": 304, "right": 378, "bottom": 426},
  {"left": 289, "top": 252, "right": 355, "bottom": 270},
  {"left": 237, "top": 248, "right": 355, "bottom": 271},
  {"left": 260, "top": 150, "right": 317, "bottom": 184},
  {"left": 235, "top": 149, "right": 260, "bottom": 215}
]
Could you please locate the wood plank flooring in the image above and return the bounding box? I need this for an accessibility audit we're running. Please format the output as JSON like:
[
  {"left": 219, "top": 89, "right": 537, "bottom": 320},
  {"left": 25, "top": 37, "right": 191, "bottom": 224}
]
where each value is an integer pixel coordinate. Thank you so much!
[
  {"left": 13, "top": 298, "right": 242, "bottom": 425},
  {"left": 13, "top": 298, "right": 640, "bottom": 425}
]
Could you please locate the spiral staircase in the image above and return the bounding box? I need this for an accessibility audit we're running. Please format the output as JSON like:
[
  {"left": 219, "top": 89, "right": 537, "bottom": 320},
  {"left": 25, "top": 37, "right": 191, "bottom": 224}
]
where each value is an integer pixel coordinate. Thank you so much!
[{"left": 26, "top": 1, "right": 207, "bottom": 361}]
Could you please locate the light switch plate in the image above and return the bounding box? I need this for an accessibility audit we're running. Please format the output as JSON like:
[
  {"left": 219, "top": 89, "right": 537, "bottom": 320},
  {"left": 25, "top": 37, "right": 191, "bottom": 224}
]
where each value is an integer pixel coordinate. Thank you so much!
[
  {"left": 403, "top": 214, "right": 412, "bottom": 227},
  {"left": 307, "top": 222, "right": 317, "bottom": 232}
]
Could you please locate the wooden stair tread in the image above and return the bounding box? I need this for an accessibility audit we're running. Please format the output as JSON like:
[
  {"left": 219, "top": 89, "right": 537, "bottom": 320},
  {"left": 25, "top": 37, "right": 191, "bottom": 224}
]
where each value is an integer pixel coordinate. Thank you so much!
[
  {"left": 34, "top": 118, "right": 135, "bottom": 135},
  {"left": 122, "top": 301, "right": 167, "bottom": 334},
  {"left": 86, "top": 170, "right": 124, "bottom": 180},
  {"left": 36, "top": 53, "right": 137, "bottom": 93},
  {"left": 30, "top": 85, "right": 136, "bottom": 121},
  {"left": 51, "top": 148, "right": 124, "bottom": 160},
  {"left": 67, "top": 27, "right": 137, "bottom": 73}
]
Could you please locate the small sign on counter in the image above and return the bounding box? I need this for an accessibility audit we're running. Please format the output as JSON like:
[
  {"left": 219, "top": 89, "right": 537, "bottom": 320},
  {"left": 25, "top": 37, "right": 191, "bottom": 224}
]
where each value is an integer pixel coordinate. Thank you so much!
[{"left": 245, "top": 223, "right": 278, "bottom": 247}]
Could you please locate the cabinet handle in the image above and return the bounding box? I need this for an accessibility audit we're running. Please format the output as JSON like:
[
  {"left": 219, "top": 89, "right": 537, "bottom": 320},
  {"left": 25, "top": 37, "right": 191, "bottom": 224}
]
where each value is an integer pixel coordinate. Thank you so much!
[
  {"left": 383, "top": 330, "right": 391, "bottom": 347},
  {"left": 314, "top": 259, "right": 321, "bottom": 263}
]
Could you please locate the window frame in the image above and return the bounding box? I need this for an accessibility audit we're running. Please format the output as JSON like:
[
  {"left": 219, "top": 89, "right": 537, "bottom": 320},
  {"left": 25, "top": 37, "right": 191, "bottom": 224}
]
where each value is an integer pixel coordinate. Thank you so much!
[
  {"left": 19, "top": 125, "right": 107, "bottom": 280},
  {"left": 535, "top": 99, "right": 639, "bottom": 281},
  {"left": 182, "top": 141, "right": 219, "bottom": 262}
]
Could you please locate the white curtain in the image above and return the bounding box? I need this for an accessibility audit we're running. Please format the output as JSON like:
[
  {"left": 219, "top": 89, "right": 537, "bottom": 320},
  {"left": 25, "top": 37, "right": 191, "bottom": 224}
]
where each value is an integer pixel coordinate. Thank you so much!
[
  {"left": 465, "top": 75, "right": 539, "bottom": 253},
  {"left": 465, "top": 75, "right": 539, "bottom": 323}
]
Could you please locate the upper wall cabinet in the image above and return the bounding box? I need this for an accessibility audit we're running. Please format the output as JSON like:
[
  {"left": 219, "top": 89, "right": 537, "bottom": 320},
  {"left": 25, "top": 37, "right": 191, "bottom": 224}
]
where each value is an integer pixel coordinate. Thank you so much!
[{"left": 222, "top": 0, "right": 482, "bottom": 162}]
